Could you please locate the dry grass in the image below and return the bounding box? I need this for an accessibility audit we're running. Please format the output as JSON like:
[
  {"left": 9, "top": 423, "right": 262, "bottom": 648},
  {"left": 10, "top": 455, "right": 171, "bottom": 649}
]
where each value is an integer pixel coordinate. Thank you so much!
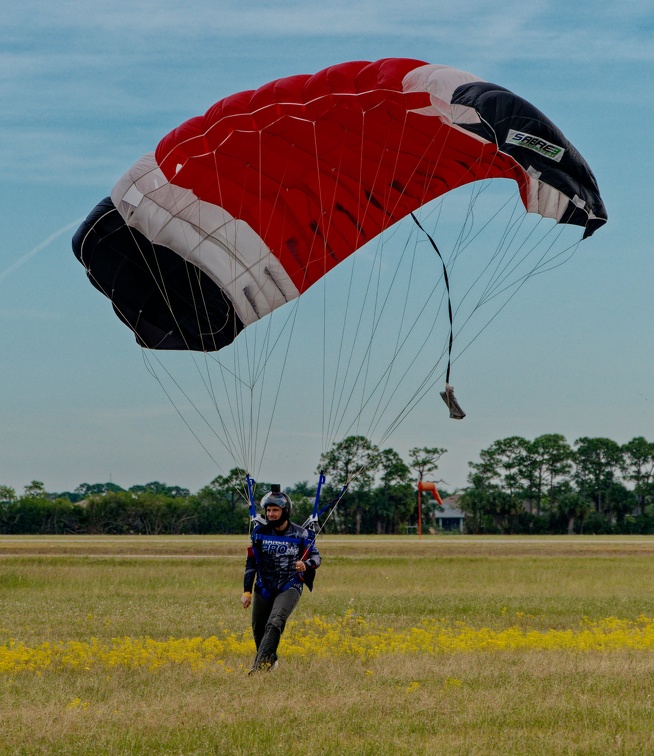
[
  {"left": 3, "top": 533, "right": 654, "bottom": 558},
  {"left": 1, "top": 535, "right": 654, "bottom": 754},
  {"left": 3, "top": 653, "right": 654, "bottom": 754}
]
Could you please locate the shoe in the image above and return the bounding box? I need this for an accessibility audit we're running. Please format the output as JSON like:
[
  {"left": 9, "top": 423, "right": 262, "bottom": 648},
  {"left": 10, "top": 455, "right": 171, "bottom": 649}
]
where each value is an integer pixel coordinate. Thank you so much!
[
  {"left": 259, "top": 658, "right": 278, "bottom": 673},
  {"left": 248, "top": 659, "right": 277, "bottom": 675},
  {"left": 248, "top": 658, "right": 278, "bottom": 674}
]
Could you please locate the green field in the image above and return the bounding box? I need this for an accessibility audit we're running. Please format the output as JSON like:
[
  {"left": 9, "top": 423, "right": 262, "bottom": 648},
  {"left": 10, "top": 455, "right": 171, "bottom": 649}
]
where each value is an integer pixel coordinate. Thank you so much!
[{"left": 2, "top": 535, "right": 654, "bottom": 755}]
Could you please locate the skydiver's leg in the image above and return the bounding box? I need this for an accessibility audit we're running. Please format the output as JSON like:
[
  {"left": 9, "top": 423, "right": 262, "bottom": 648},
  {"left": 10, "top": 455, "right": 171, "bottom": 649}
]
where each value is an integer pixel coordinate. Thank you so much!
[
  {"left": 253, "top": 587, "right": 301, "bottom": 666},
  {"left": 251, "top": 590, "right": 273, "bottom": 652}
]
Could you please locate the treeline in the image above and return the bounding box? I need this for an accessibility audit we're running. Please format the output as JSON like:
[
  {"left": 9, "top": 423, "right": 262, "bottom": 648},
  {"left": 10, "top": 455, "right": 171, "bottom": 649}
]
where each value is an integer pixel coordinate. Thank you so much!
[
  {"left": 459, "top": 434, "right": 654, "bottom": 534},
  {"left": 0, "top": 439, "right": 448, "bottom": 536},
  {"left": 0, "top": 477, "right": 249, "bottom": 536},
  {"left": 2, "top": 434, "right": 653, "bottom": 535}
]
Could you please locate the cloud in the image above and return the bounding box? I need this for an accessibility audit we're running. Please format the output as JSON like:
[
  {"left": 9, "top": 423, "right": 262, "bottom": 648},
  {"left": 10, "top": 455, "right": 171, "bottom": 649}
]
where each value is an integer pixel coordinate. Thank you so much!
[
  {"left": 4, "top": 0, "right": 648, "bottom": 190},
  {"left": 0, "top": 219, "right": 84, "bottom": 284},
  {"left": 5, "top": 1, "right": 654, "bottom": 63}
]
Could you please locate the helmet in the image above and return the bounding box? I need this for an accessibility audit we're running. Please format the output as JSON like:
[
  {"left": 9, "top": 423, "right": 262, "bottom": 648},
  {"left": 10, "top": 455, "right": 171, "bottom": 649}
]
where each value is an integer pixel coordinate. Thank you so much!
[{"left": 260, "top": 484, "right": 292, "bottom": 521}]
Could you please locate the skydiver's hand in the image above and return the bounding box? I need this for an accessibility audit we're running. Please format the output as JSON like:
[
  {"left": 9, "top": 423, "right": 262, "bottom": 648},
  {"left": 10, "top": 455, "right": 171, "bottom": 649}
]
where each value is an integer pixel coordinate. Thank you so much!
[
  {"left": 295, "top": 561, "right": 306, "bottom": 572},
  {"left": 242, "top": 592, "right": 252, "bottom": 608}
]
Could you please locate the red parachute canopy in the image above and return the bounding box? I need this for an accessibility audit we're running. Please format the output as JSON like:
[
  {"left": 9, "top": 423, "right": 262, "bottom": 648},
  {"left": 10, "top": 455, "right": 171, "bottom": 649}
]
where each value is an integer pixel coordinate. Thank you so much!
[
  {"left": 73, "top": 58, "right": 606, "bottom": 352},
  {"left": 154, "top": 58, "right": 526, "bottom": 294}
]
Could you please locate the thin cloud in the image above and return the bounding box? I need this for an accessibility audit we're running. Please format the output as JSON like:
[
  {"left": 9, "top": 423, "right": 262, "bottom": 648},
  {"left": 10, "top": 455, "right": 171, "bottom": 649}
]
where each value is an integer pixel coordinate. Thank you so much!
[
  {"left": 4, "top": 1, "right": 652, "bottom": 63},
  {"left": 0, "top": 219, "right": 84, "bottom": 284}
]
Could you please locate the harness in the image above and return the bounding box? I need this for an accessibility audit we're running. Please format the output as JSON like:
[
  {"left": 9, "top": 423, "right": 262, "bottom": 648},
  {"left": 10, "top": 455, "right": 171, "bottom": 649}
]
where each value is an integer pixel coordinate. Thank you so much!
[
  {"left": 245, "top": 472, "right": 347, "bottom": 599},
  {"left": 250, "top": 529, "right": 310, "bottom": 600}
]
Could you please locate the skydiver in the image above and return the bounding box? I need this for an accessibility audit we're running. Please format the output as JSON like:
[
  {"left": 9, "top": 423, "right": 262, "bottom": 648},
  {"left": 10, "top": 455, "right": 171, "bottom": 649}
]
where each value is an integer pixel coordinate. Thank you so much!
[{"left": 242, "top": 484, "right": 321, "bottom": 674}]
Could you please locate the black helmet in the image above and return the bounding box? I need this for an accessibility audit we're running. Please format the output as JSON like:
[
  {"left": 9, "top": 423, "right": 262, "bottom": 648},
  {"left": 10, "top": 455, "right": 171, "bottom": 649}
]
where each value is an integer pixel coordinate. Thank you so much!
[{"left": 260, "top": 484, "right": 292, "bottom": 519}]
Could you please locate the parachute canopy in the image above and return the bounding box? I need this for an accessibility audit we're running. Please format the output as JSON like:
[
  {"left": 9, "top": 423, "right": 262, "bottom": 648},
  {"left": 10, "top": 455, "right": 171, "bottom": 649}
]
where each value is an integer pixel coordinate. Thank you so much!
[{"left": 72, "top": 58, "right": 606, "bottom": 353}]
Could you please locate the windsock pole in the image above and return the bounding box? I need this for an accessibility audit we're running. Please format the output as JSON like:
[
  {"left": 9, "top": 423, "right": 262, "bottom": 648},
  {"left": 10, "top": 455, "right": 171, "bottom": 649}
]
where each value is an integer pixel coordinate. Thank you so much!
[
  {"left": 417, "top": 480, "right": 443, "bottom": 537},
  {"left": 417, "top": 484, "right": 423, "bottom": 539}
]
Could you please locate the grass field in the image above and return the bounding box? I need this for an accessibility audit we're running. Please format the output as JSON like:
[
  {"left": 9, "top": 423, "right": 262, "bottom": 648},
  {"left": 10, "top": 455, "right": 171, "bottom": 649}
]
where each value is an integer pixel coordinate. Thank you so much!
[{"left": 2, "top": 535, "right": 654, "bottom": 755}]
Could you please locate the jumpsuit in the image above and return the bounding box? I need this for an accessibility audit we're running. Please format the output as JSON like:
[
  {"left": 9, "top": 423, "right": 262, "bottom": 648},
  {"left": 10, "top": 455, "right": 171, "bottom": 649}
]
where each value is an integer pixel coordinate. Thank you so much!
[{"left": 244, "top": 520, "right": 321, "bottom": 666}]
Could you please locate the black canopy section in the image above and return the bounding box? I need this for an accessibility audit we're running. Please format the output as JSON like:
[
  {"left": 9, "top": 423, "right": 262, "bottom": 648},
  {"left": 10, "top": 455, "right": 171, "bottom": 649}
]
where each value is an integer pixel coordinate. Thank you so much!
[
  {"left": 72, "top": 198, "right": 244, "bottom": 351},
  {"left": 451, "top": 82, "right": 607, "bottom": 238}
]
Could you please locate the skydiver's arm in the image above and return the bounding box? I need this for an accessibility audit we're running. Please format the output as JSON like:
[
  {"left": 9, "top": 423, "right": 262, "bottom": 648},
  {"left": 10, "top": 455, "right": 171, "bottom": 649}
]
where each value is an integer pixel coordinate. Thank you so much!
[
  {"left": 303, "top": 540, "right": 321, "bottom": 570},
  {"left": 243, "top": 545, "right": 257, "bottom": 593}
]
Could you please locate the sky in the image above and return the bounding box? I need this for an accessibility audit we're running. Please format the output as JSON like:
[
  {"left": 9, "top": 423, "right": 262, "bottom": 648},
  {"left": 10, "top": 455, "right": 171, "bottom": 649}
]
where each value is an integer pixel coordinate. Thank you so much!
[{"left": 1, "top": 0, "right": 653, "bottom": 497}]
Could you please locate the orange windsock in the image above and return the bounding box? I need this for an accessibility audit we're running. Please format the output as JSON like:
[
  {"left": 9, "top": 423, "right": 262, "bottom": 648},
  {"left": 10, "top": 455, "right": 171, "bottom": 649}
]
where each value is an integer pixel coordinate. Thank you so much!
[{"left": 417, "top": 480, "right": 443, "bottom": 506}]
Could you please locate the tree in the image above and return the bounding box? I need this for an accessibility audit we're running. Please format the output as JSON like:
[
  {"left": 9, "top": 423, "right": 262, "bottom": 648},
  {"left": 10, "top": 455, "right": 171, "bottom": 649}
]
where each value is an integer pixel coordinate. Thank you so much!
[
  {"left": 128, "top": 481, "right": 190, "bottom": 498},
  {"left": 469, "top": 437, "right": 529, "bottom": 490},
  {"left": 319, "top": 436, "right": 380, "bottom": 488},
  {"left": 557, "top": 487, "right": 593, "bottom": 534},
  {"left": 457, "top": 474, "right": 485, "bottom": 533},
  {"left": 0, "top": 486, "right": 16, "bottom": 505},
  {"left": 458, "top": 473, "right": 512, "bottom": 534},
  {"left": 285, "top": 481, "right": 316, "bottom": 525},
  {"left": 318, "top": 436, "right": 380, "bottom": 533},
  {"left": 463, "top": 436, "right": 575, "bottom": 532},
  {"left": 408, "top": 446, "right": 447, "bottom": 482},
  {"left": 23, "top": 481, "right": 47, "bottom": 499},
  {"left": 605, "top": 482, "right": 638, "bottom": 525},
  {"left": 0, "top": 487, "right": 85, "bottom": 534},
  {"left": 530, "top": 434, "right": 574, "bottom": 515},
  {"left": 573, "top": 437, "right": 624, "bottom": 514},
  {"left": 75, "top": 482, "right": 125, "bottom": 498},
  {"left": 85, "top": 490, "right": 195, "bottom": 535},
  {"left": 379, "top": 449, "right": 412, "bottom": 488},
  {"left": 467, "top": 437, "right": 531, "bottom": 518},
  {"left": 621, "top": 437, "right": 654, "bottom": 514},
  {"left": 372, "top": 449, "right": 414, "bottom": 533},
  {"left": 190, "top": 468, "right": 252, "bottom": 533}
]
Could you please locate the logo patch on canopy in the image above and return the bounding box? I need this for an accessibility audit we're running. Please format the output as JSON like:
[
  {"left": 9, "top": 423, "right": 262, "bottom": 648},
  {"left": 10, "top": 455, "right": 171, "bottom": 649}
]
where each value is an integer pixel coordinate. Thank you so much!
[{"left": 505, "top": 130, "right": 565, "bottom": 162}]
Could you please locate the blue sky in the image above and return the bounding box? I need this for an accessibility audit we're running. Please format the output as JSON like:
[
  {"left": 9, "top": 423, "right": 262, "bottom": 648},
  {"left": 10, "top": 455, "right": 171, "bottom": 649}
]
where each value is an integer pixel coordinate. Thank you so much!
[{"left": 2, "top": 1, "right": 653, "bottom": 495}]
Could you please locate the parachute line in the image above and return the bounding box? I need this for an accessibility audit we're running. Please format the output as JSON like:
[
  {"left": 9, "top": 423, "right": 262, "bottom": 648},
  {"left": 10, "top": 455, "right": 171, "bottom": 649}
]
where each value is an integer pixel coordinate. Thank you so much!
[{"left": 410, "top": 212, "right": 454, "bottom": 385}]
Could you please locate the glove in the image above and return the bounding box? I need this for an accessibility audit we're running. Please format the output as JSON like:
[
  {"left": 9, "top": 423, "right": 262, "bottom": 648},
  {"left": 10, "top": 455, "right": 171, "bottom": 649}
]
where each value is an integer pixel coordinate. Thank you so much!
[{"left": 241, "top": 591, "right": 252, "bottom": 608}]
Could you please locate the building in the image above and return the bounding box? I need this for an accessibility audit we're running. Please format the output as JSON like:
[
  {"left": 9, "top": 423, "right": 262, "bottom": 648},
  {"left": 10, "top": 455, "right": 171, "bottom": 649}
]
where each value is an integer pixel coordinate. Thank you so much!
[{"left": 433, "top": 494, "right": 465, "bottom": 532}]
